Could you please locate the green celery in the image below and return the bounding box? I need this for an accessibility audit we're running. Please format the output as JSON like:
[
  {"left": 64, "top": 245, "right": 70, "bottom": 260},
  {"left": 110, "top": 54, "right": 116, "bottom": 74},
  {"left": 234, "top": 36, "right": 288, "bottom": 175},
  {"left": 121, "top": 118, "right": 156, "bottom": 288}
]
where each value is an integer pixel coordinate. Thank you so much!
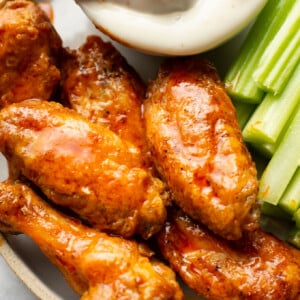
[
  {"left": 261, "top": 201, "right": 291, "bottom": 221},
  {"left": 233, "top": 101, "right": 256, "bottom": 129},
  {"left": 243, "top": 62, "right": 300, "bottom": 144},
  {"left": 279, "top": 167, "right": 300, "bottom": 215},
  {"left": 293, "top": 208, "right": 300, "bottom": 229},
  {"left": 287, "top": 226, "right": 300, "bottom": 248},
  {"left": 251, "top": 142, "right": 275, "bottom": 159},
  {"left": 253, "top": 1, "right": 300, "bottom": 94},
  {"left": 251, "top": 129, "right": 286, "bottom": 158},
  {"left": 258, "top": 103, "right": 300, "bottom": 205},
  {"left": 260, "top": 214, "right": 293, "bottom": 240},
  {"left": 224, "top": 0, "right": 295, "bottom": 103},
  {"left": 249, "top": 100, "right": 300, "bottom": 158}
]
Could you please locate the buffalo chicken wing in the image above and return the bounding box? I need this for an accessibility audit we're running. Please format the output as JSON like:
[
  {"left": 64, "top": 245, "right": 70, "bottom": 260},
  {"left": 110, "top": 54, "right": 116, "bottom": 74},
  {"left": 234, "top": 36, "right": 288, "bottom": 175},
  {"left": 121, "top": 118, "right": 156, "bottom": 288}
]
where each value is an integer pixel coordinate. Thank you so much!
[
  {"left": 144, "top": 58, "right": 259, "bottom": 240},
  {"left": 0, "top": 99, "right": 168, "bottom": 239},
  {"left": 0, "top": 0, "right": 62, "bottom": 108},
  {"left": 157, "top": 207, "right": 300, "bottom": 300},
  {"left": 0, "top": 180, "right": 183, "bottom": 300},
  {"left": 60, "top": 35, "right": 148, "bottom": 156}
]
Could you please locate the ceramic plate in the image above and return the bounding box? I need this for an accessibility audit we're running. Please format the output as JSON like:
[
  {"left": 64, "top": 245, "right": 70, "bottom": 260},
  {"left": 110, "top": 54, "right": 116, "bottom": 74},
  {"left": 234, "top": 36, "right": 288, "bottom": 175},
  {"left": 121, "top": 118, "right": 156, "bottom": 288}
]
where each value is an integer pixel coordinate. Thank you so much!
[{"left": 0, "top": 0, "right": 251, "bottom": 299}]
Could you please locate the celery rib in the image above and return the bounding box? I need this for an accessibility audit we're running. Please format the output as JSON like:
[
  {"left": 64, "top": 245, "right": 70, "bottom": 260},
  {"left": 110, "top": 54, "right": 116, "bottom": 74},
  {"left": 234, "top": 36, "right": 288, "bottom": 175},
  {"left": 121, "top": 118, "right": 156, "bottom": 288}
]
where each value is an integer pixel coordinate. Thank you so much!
[
  {"left": 258, "top": 103, "right": 300, "bottom": 205},
  {"left": 242, "top": 62, "right": 300, "bottom": 145},
  {"left": 279, "top": 167, "right": 300, "bottom": 215},
  {"left": 287, "top": 226, "right": 300, "bottom": 248},
  {"left": 261, "top": 201, "right": 291, "bottom": 221},
  {"left": 224, "top": 0, "right": 295, "bottom": 103},
  {"left": 251, "top": 142, "right": 275, "bottom": 159},
  {"left": 293, "top": 208, "right": 300, "bottom": 229},
  {"left": 233, "top": 101, "right": 256, "bottom": 129},
  {"left": 255, "top": 31, "right": 300, "bottom": 95},
  {"left": 253, "top": 0, "right": 300, "bottom": 94}
]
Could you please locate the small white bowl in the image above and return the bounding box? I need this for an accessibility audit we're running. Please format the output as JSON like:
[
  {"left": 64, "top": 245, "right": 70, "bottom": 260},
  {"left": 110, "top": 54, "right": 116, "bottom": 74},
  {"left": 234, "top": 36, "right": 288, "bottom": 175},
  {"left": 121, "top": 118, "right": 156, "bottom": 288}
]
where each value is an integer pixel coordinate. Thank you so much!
[{"left": 75, "top": 0, "right": 267, "bottom": 56}]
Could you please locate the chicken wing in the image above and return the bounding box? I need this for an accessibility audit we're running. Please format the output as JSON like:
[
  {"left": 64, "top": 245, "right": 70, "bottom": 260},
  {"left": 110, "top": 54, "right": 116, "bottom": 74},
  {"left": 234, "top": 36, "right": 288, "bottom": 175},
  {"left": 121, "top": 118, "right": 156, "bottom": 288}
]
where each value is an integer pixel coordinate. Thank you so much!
[
  {"left": 0, "top": 0, "right": 62, "bottom": 108},
  {"left": 157, "top": 207, "right": 300, "bottom": 300},
  {"left": 0, "top": 99, "right": 168, "bottom": 239},
  {"left": 0, "top": 180, "right": 183, "bottom": 300},
  {"left": 60, "top": 35, "right": 148, "bottom": 156},
  {"left": 144, "top": 57, "right": 259, "bottom": 240}
]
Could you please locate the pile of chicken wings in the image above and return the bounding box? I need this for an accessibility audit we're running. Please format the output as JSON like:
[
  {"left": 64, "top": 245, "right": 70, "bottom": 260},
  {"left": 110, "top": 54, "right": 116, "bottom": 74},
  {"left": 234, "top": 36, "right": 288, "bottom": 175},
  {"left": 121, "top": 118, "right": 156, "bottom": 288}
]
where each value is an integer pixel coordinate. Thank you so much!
[{"left": 1, "top": 1, "right": 300, "bottom": 299}]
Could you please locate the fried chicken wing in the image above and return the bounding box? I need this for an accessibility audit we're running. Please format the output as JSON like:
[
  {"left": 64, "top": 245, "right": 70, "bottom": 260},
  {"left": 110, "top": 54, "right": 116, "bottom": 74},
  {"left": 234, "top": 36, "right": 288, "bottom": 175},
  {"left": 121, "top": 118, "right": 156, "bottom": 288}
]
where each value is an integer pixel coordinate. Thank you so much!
[
  {"left": 157, "top": 207, "right": 300, "bottom": 300},
  {"left": 0, "top": 0, "right": 62, "bottom": 108},
  {"left": 60, "top": 35, "right": 147, "bottom": 154},
  {"left": 0, "top": 180, "right": 183, "bottom": 300},
  {"left": 0, "top": 99, "right": 167, "bottom": 239},
  {"left": 144, "top": 57, "right": 259, "bottom": 240}
]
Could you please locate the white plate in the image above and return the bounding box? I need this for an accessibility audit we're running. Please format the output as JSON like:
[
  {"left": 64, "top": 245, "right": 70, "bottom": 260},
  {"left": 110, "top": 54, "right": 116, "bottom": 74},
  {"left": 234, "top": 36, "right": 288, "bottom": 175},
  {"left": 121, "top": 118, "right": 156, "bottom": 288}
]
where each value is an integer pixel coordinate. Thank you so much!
[{"left": 0, "top": 0, "right": 249, "bottom": 299}]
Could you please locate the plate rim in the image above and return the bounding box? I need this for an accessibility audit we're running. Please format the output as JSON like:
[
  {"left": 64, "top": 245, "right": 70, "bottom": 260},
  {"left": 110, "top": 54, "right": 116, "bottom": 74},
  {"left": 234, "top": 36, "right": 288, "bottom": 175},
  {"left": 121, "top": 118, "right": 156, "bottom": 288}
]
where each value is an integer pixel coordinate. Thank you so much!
[{"left": 0, "top": 233, "right": 63, "bottom": 300}]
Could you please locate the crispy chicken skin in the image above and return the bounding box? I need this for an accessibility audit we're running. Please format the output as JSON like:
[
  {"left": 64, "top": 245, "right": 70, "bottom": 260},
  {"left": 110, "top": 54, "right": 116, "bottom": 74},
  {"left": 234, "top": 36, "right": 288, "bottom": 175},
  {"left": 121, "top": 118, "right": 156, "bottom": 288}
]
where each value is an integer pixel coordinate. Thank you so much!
[
  {"left": 157, "top": 207, "right": 300, "bottom": 300},
  {"left": 0, "top": 99, "right": 167, "bottom": 239},
  {"left": 0, "top": 180, "right": 183, "bottom": 300},
  {"left": 60, "top": 35, "right": 148, "bottom": 155},
  {"left": 144, "top": 57, "right": 259, "bottom": 240},
  {"left": 0, "top": 0, "right": 62, "bottom": 108}
]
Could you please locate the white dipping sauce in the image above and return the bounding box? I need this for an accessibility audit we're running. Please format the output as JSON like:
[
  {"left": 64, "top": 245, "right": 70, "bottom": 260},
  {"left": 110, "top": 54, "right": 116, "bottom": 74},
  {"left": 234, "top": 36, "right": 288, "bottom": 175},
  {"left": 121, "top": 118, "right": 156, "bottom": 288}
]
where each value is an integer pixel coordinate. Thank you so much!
[
  {"left": 104, "top": 0, "right": 197, "bottom": 14},
  {"left": 76, "top": 0, "right": 267, "bottom": 55}
]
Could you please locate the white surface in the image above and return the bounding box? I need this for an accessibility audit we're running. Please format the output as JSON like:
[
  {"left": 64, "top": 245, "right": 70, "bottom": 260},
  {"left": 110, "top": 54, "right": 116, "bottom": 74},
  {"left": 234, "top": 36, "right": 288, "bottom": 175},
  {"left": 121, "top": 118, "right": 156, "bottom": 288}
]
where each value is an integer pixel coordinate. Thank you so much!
[{"left": 0, "top": 0, "right": 248, "bottom": 299}]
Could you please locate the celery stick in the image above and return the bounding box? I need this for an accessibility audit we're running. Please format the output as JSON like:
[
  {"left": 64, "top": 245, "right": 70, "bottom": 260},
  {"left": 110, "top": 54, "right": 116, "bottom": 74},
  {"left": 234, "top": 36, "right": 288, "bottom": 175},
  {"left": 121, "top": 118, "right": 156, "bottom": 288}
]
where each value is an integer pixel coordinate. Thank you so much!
[
  {"left": 253, "top": 1, "right": 300, "bottom": 94},
  {"left": 249, "top": 104, "right": 298, "bottom": 158},
  {"left": 261, "top": 201, "right": 291, "bottom": 221},
  {"left": 251, "top": 142, "right": 275, "bottom": 159},
  {"left": 224, "top": 0, "right": 295, "bottom": 103},
  {"left": 255, "top": 31, "right": 300, "bottom": 95},
  {"left": 279, "top": 167, "right": 300, "bottom": 215},
  {"left": 293, "top": 208, "right": 300, "bottom": 229},
  {"left": 258, "top": 104, "right": 300, "bottom": 205},
  {"left": 243, "top": 63, "right": 300, "bottom": 144},
  {"left": 287, "top": 226, "right": 300, "bottom": 248},
  {"left": 251, "top": 123, "right": 289, "bottom": 157},
  {"left": 260, "top": 214, "right": 293, "bottom": 240},
  {"left": 233, "top": 101, "right": 256, "bottom": 129}
]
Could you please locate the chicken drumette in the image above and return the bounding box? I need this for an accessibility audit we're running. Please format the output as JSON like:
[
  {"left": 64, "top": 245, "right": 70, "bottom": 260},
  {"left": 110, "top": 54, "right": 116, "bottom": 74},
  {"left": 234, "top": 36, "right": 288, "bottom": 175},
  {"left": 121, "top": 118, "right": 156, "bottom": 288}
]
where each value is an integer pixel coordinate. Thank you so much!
[
  {"left": 0, "top": 0, "right": 62, "bottom": 108},
  {"left": 60, "top": 35, "right": 148, "bottom": 156},
  {"left": 0, "top": 180, "right": 183, "bottom": 300},
  {"left": 144, "top": 57, "right": 259, "bottom": 240},
  {"left": 157, "top": 207, "right": 300, "bottom": 300},
  {"left": 0, "top": 99, "right": 168, "bottom": 239}
]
